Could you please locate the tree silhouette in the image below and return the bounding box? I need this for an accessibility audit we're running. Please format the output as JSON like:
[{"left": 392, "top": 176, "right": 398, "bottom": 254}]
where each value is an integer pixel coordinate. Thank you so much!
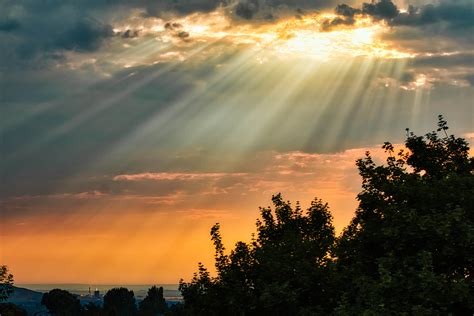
[
  {"left": 103, "top": 287, "right": 137, "bottom": 316},
  {"left": 0, "top": 302, "right": 28, "bottom": 316},
  {"left": 41, "top": 289, "right": 81, "bottom": 316},
  {"left": 82, "top": 302, "right": 103, "bottom": 316},
  {"left": 0, "top": 266, "right": 13, "bottom": 302},
  {"left": 138, "top": 286, "right": 167, "bottom": 316},
  {"left": 335, "top": 115, "right": 474, "bottom": 314},
  {"left": 179, "top": 116, "right": 473, "bottom": 315},
  {"left": 180, "top": 194, "right": 337, "bottom": 315}
]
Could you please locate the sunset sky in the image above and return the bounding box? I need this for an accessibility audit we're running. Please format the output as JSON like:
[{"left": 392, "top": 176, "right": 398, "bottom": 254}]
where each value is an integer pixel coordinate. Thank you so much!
[{"left": 1, "top": 0, "right": 473, "bottom": 284}]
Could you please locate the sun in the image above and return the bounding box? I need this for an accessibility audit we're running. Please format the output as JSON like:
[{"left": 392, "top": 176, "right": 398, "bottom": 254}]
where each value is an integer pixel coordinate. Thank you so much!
[
  {"left": 111, "top": 9, "right": 414, "bottom": 67},
  {"left": 261, "top": 14, "right": 413, "bottom": 60}
]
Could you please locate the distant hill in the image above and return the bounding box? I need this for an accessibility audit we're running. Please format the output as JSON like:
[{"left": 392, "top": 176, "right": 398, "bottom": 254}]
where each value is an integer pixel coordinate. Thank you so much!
[
  {"left": 6, "top": 286, "right": 47, "bottom": 315},
  {"left": 8, "top": 286, "right": 43, "bottom": 303}
]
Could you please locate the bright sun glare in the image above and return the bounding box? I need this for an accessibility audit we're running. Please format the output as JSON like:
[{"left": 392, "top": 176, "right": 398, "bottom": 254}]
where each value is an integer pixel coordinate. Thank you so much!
[
  {"left": 252, "top": 14, "right": 412, "bottom": 59},
  {"left": 127, "top": 11, "right": 415, "bottom": 62}
]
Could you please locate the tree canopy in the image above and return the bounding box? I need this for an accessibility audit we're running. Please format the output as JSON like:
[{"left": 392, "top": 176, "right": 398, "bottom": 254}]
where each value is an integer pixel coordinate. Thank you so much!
[
  {"left": 103, "top": 287, "right": 137, "bottom": 316},
  {"left": 0, "top": 266, "right": 13, "bottom": 302},
  {"left": 0, "top": 302, "right": 28, "bottom": 316},
  {"left": 180, "top": 195, "right": 337, "bottom": 315},
  {"left": 335, "top": 115, "right": 474, "bottom": 314},
  {"left": 179, "top": 116, "right": 474, "bottom": 315},
  {"left": 138, "top": 285, "right": 167, "bottom": 316},
  {"left": 41, "top": 289, "right": 82, "bottom": 316}
]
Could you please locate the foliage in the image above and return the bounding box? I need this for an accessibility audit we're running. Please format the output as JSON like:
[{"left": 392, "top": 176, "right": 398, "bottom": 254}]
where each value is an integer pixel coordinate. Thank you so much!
[
  {"left": 179, "top": 194, "right": 337, "bottom": 315},
  {"left": 41, "top": 289, "right": 82, "bottom": 316},
  {"left": 166, "top": 303, "right": 186, "bottom": 316},
  {"left": 139, "top": 286, "right": 167, "bottom": 316},
  {"left": 335, "top": 115, "right": 474, "bottom": 314},
  {"left": 180, "top": 116, "right": 474, "bottom": 315},
  {"left": 0, "top": 266, "right": 14, "bottom": 302},
  {"left": 103, "top": 287, "right": 137, "bottom": 316},
  {"left": 0, "top": 302, "right": 28, "bottom": 316},
  {"left": 82, "top": 302, "right": 103, "bottom": 316}
]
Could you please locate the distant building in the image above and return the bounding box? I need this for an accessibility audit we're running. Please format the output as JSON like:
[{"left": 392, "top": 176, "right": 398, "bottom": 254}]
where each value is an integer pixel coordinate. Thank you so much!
[{"left": 94, "top": 289, "right": 100, "bottom": 298}]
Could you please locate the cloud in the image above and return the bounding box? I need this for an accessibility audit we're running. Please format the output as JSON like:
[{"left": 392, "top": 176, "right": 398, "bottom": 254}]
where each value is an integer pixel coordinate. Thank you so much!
[
  {"left": 234, "top": 0, "right": 260, "bottom": 20},
  {"left": 325, "top": 0, "right": 473, "bottom": 39},
  {"left": 321, "top": 0, "right": 399, "bottom": 30},
  {"left": 0, "top": 4, "right": 115, "bottom": 69},
  {"left": 362, "top": 0, "right": 398, "bottom": 20},
  {"left": 113, "top": 172, "right": 248, "bottom": 181},
  {"left": 393, "top": 1, "right": 474, "bottom": 28},
  {"left": 10, "top": 191, "right": 108, "bottom": 201},
  {"left": 412, "top": 53, "right": 474, "bottom": 68},
  {"left": 0, "top": 18, "right": 20, "bottom": 32},
  {"left": 231, "top": 0, "right": 337, "bottom": 20},
  {"left": 334, "top": 4, "right": 360, "bottom": 18},
  {"left": 464, "top": 74, "right": 474, "bottom": 86},
  {"left": 119, "top": 29, "right": 140, "bottom": 38},
  {"left": 54, "top": 19, "right": 114, "bottom": 52}
]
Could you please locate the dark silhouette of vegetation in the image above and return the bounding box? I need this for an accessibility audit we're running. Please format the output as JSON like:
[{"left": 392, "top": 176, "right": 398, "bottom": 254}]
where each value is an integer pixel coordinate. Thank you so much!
[
  {"left": 179, "top": 196, "right": 337, "bottom": 315},
  {"left": 179, "top": 116, "right": 474, "bottom": 315},
  {"left": 335, "top": 115, "right": 474, "bottom": 314},
  {"left": 83, "top": 302, "right": 103, "bottom": 316},
  {"left": 0, "top": 265, "right": 14, "bottom": 302},
  {"left": 167, "top": 303, "right": 186, "bottom": 316},
  {"left": 103, "top": 287, "right": 137, "bottom": 316},
  {"left": 0, "top": 302, "right": 28, "bottom": 316},
  {"left": 138, "top": 286, "right": 167, "bottom": 316},
  {"left": 0, "top": 266, "right": 28, "bottom": 316},
  {"left": 41, "top": 289, "right": 82, "bottom": 316}
]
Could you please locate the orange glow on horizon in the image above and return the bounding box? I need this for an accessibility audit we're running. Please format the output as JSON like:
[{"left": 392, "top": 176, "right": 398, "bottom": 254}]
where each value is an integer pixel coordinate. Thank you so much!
[{"left": 1, "top": 147, "right": 400, "bottom": 284}]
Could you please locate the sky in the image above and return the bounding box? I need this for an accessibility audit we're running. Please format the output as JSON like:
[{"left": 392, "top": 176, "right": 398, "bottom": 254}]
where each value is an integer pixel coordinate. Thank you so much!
[{"left": 0, "top": 0, "right": 473, "bottom": 284}]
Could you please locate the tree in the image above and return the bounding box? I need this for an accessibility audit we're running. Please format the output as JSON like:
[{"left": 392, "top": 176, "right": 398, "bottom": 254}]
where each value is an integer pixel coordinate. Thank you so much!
[
  {"left": 82, "top": 302, "right": 104, "bottom": 316},
  {"left": 103, "top": 287, "right": 137, "bottom": 316},
  {"left": 180, "top": 194, "right": 337, "bottom": 315},
  {"left": 138, "top": 286, "right": 167, "bottom": 316},
  {"left": 0, "top": 302, "right": 28, "bottom": 316},
  {"left": 251, "top": 196, "right": 337, "bottom": 314},
  {"left": 335, "top": 115, "right": 474, "bottom": 314},
  {"left": 0, "top": 265, "right": 13, "bottom": 302},
  {"left": 41, "top": 289, "right": 82, "bottom": 316},
  {"left": 178, "top": 116, "right": 473, "bottom": 315},
  {"left": 166, "top": 302, "right": 185, "bottom": 316}
]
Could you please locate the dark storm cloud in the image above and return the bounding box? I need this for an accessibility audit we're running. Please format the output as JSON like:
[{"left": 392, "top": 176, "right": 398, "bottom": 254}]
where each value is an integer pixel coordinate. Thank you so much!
[
  {"left": 235, "top": 0, "right": 260, "bottom": 19},
  {"left": 393, "top": 1, "right": 474, "bottom": 28},
  {"left": 321, "top": 15, "right": 355, "bottom": 30},
  {"left": 322, "top": 0, "right": 399, "bottom": 30},
  {"left": 0, "top": 0, "right": 218, "bottom": 68},
  {"left": 0, "top": 2, "right": 116, "bottom": 69},
  {"left": 335, "top": 3, "right": 359, "bottom": 17},
  {"left": 119, "top": 29, "right": 140, "bottom": 38},
  {"left": 231, "top": 0, "right": 338, "bottom": 20},
  {"left": 361, "top": 0, "right": 398, "bottom": 20},
  {"left": 0, "top": 18, "right": 20, "bottom": 32},
  {"left": 387, "top": 0, "right": 474, "bottom": 50},
  {"left": 54, "top": 19, "right": 114, "bottom": 52},
  {"left": 412, "top": 53, "right": 474, "bottom": 68},
  {"left": 139, "top": 0, "right": 223, "bottom": 16},
  {"left": 324, "top": 0, "right": 473, "bottom": 37},
  {"left": 0, "top": 0, "right": 343, "bottom": 68},
  {"left": 163, "top": 21, "right": 191, "bottom": 40}
]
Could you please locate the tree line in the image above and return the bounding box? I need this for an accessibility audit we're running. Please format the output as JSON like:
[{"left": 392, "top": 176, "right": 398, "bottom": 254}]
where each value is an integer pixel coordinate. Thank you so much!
[
  {"left": 0, "top": 283, "right": 173, "bottom": 316},
  {"left": 1, "top": 116, "right": 473, "bottom": 315},
  {"left": 178, "top": 116, "right": 473, "bottom": 315}
]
